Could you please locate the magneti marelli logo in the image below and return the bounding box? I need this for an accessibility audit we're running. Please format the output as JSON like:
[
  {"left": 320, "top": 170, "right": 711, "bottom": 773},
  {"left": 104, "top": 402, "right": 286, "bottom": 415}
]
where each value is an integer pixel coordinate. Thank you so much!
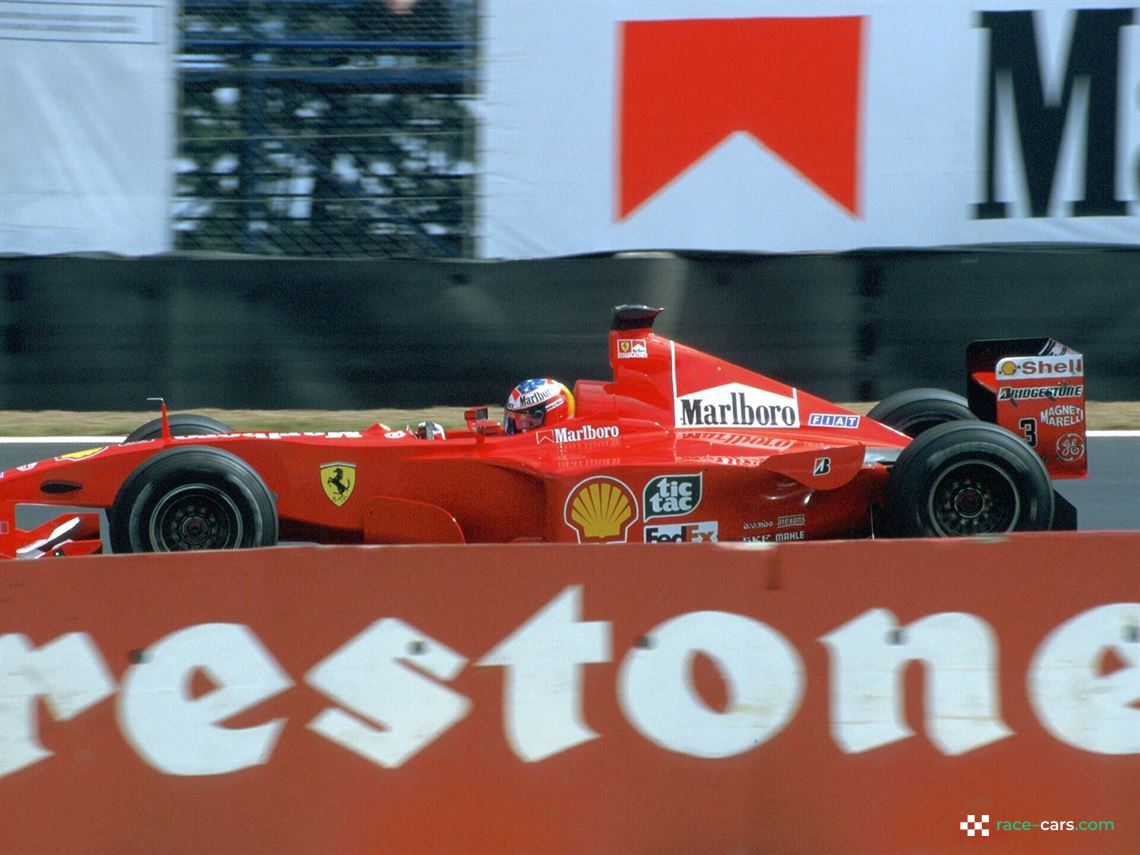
[{"left": 961, "top": 814, "right": 990, "bottom": 838}]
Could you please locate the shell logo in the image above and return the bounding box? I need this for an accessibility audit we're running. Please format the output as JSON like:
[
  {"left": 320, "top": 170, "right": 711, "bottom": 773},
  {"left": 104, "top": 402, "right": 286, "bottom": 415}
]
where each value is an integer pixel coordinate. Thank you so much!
[
  {"left": 999, "top": 360, "right": 1018, "bottom": 376},
  {"left": 564, "top": 476, "right": 638, "bottom": 543}
]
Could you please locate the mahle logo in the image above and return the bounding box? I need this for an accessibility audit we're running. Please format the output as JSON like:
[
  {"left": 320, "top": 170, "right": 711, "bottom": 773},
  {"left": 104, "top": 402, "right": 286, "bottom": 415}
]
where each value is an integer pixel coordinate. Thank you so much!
[{"left": 643, "top": 473, "right": 702, "bottom": 521}]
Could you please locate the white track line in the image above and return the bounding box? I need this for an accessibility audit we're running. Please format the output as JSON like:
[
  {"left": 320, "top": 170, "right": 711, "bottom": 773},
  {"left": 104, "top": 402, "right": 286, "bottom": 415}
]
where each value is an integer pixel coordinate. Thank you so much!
[{"left": 0, "top": 436, "right": 126, "bottom": 443}]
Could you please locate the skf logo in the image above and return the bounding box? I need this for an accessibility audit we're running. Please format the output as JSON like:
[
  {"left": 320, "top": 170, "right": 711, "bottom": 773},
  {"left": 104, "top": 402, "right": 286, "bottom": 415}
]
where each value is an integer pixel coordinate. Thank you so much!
[
  {"left": 643, "top": 473, "right": 702, "bottom": 521},
  {"left": 644, "top": 521, "right": 719, "bottom": 543},
  {"left": 618, "top": 16, "right": 864, "bottom": 219},
  {"left": 321, "top": 462, "right": 356, "bottom": 507},
  {"left": 564, "top": 476, "right": 637, "bottom": 543}
]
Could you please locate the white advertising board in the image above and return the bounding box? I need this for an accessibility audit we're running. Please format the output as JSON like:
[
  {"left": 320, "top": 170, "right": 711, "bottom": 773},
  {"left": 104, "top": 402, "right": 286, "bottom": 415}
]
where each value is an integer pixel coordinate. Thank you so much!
[
  {"left": 481, "top": 0, "right": 1140, "bottom": 257},
  {"left": 0, "top": 1, "right": 175, "bottom": 254}
]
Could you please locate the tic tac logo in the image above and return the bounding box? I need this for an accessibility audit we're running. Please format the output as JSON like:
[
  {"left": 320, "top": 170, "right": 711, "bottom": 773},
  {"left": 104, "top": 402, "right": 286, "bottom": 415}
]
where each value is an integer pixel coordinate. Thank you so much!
[
  {"left": 643, "top": 473, "right": 702, "bottom": 521},
  {"left": 564, "top": 476, "right": 638, "bottom": 543},
  {"left": 617, "top": 16, "right": 864, "bottom": 220}
]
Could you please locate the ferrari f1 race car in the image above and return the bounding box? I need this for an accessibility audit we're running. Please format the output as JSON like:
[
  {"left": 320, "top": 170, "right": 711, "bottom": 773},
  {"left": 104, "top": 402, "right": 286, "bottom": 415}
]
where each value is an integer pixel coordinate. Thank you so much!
[{"left": 0, "top": 306, "right": 1086, "bottom": 558}]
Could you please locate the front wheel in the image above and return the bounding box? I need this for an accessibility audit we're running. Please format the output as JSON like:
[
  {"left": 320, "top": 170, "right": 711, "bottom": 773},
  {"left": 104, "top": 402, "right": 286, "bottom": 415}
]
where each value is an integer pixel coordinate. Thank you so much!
[
  {"left": 124, "top": 413, "right": 233, "bottom": 443},
  {"left": 109, "top": 446, "right": 278, "bottom": 553},
  {"left": 884, "top": 422, "right": 1054, "bottom": 537}
]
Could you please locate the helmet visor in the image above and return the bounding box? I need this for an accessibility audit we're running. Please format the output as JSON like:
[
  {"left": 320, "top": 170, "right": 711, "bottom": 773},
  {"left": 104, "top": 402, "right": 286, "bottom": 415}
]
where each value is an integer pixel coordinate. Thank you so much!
[{"left": 505, "top": 407, "right": 546, "bottom": 435}]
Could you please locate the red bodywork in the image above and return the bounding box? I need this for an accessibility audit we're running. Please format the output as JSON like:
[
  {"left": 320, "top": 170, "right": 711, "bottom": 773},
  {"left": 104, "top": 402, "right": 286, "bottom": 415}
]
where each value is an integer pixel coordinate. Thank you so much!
[{"left": 0, "top": 313, "right": 956, "bottom": 556}]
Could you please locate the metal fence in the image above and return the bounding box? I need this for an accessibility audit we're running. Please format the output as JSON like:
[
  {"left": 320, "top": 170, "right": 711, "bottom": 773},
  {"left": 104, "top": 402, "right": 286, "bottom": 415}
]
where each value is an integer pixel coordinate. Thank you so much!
[{"left": 175, "top": 0, "right": 476, "bottom": 258}]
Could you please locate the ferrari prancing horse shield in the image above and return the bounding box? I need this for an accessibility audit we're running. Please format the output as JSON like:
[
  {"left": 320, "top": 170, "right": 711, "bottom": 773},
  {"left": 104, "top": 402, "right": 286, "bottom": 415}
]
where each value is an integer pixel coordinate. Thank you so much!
[{"left": 321, "top": 462, "right": 356, "bottom": 506}]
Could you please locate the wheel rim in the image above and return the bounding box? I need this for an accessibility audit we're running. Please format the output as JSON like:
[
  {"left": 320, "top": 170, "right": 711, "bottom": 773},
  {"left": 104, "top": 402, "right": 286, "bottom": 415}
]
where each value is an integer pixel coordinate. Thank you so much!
[
  {"left": 927, "top": 459, "right": 1020, "bottom": 536},
  {"left": 149, "top": 484, "right": 243, "bottom": 550}
]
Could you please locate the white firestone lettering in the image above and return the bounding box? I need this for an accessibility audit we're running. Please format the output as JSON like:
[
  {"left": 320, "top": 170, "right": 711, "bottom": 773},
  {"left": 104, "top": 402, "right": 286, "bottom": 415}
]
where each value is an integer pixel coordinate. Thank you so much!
[
  {"left": 307, "top": 619, "right": 470, "bottom": 768},
  {"left": 4, "top": 602, "right": 1135, "bottom": 778},
  {"left": 1028, "top": 603, "right": 1140, "bottom": 755},
  {"left": 478, "top": 587, "right": 611, "bottom": 762},
  {"left": 820, "top": 609, "right": 1013, "bottom": 755},
  {"left": 119, "top": 623, "right": 293, "bottom": 776},
  {"left": 0, "top": 633, "right": 116, "bottom": 776},
  {"left": 619, "top": 612, "right": 803, "bottom": 757}
]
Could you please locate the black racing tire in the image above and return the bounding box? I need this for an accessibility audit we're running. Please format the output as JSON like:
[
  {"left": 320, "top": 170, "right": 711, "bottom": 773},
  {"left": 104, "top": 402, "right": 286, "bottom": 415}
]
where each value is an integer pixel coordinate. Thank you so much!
[
  {"left": 867, "top": 388, "right": 976, "bottom": 438},
  {"left": 884, "top": 421, "right": 1054, "bottom": 537},
  {"left": 124, "top": 414, "right": 233, "bottom": 444},
  {"left": 109, "top": 446, "right": 278, "bottom": 553}
]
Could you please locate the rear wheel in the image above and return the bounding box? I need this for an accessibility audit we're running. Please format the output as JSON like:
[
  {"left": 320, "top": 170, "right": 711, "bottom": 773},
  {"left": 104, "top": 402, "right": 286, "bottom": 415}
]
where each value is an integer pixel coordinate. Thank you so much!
[
  {"left": 109, "top": 446, "right": 277, "bottom": 553},
  {"left": 124, "top": 414, "right": 233, "bottom": 443},
  {"left": 884, "top": 422, "right": 1054, "bottom": 537},
  {"left": 867, "top": 388, "right": 976, "bottom": 437}
]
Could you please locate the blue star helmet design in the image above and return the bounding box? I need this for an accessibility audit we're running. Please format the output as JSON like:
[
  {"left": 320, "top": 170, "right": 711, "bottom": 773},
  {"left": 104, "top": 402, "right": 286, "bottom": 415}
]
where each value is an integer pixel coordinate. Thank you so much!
[{"left": 504, "top": 378, "right": 576, "bottom": 435}]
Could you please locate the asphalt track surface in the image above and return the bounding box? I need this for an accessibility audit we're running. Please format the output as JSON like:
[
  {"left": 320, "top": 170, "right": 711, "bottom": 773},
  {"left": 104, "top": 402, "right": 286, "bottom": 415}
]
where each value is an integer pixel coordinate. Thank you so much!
[{"left": 1, "top": 434, "right": 1136, "bottom": 535}]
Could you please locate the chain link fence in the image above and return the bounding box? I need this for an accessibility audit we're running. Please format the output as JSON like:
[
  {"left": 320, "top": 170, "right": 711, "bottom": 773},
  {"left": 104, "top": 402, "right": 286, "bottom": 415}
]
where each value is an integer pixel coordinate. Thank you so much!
[{"left": 176, "top": 0, "right": 476, "bottom": 258}]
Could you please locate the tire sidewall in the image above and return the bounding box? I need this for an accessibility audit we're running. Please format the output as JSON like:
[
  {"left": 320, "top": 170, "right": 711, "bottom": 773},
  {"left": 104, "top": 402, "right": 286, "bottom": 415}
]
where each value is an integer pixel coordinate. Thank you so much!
[
  {"left": 867, "top": 388, "right": 976, "bottom": 438},
  {"left": 885, "top": 423, "right": 1054, "bottom": 537},
  {"left": 124, "top": 414, "right": 233, "bottom": 444},
  {"left": 110, "top": 447, "right": 277, "bottom": 553}
]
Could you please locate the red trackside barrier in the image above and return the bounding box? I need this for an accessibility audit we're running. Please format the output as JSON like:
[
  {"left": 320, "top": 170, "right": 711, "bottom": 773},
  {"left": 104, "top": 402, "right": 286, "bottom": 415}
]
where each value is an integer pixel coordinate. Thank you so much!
[{"left": 2, "top": 533, "right": 1137, "bottom": 853}]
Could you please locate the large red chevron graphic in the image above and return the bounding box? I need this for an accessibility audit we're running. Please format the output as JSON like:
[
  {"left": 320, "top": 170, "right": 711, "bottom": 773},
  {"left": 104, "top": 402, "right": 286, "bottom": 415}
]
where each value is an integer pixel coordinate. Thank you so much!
[{"left": 617, "top": 16, "right": 864, "bottom": 220}]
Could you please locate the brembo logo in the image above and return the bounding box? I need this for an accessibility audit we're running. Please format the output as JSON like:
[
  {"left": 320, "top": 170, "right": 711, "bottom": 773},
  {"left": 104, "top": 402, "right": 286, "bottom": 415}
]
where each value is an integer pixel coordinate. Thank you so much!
[
  {"left": 617, "top": 16, "right": 864, "bottom": 219},
  {"left": 676, "top": 383, "right": 800, "bottom": 429}
]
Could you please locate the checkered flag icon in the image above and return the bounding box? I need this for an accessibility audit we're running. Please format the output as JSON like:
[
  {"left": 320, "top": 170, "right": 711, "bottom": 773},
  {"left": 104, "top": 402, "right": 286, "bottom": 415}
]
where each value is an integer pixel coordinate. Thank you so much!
[{"left": 960, "top": 814, "right": 991, "bottom": 837}]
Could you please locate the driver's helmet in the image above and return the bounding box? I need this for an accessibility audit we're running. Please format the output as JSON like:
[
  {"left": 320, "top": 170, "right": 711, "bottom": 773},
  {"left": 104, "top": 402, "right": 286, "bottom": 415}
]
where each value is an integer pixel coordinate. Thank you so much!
[{"left": 504, "top": 378, "right": 576, "bottom": 435}]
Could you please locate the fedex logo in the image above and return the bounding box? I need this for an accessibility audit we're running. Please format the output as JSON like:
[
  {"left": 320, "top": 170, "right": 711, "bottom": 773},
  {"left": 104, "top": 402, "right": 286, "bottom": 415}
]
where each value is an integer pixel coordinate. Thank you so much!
[{"left": 644, "top": 521, "right": 718, "bottom": 543}]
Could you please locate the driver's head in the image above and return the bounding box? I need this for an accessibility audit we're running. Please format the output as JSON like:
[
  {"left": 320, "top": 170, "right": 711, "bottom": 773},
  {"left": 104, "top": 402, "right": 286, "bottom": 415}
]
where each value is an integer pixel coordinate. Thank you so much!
[{"left": 504, "top": 378, "right": 575, "bottom": 435}]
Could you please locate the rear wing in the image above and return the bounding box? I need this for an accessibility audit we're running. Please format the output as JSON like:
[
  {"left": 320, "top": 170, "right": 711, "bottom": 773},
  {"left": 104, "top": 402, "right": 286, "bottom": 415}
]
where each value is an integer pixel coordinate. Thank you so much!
[{"left": 966, "top": 338, "right": 1087, "bottom": 480}]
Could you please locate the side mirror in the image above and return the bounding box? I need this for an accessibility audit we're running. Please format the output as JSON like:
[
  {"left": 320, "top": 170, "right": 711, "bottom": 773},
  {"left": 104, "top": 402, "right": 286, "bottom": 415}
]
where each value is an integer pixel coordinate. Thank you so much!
[{"left": 464, "top": 406, "right": 489, "bottom": 430}]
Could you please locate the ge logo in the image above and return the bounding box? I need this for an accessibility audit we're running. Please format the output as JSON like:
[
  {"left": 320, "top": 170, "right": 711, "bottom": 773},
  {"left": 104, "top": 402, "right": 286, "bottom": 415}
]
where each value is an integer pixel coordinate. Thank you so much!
[{"left": 1056, "top": 432, "right": 1086, "bottom": 462}]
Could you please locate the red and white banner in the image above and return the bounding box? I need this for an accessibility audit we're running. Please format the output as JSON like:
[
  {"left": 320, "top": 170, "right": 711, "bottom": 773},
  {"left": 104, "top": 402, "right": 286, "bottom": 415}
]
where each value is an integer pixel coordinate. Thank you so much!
[
  {"left": 0, "top": 1, "right": 175, "bottom": 254},
  {"left": 481, "top": 0, "right": 1140, "bottom": 256},
  {"left": 2, "top": 534, "right": 1137, "bottom": 852}
]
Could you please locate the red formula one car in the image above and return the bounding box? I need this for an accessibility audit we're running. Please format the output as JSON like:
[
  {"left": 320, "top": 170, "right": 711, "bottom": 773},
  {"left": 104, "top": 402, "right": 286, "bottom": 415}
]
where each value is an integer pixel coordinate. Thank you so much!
[{"left": 0, "top": 306, "right": 1085, "bottom": 558}]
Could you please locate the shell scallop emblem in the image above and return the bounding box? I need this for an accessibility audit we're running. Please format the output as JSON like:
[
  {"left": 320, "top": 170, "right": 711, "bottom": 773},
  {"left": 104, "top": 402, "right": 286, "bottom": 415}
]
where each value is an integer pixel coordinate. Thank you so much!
[{"left": 564, "top": 476, "right": 638, "bottom": 543}]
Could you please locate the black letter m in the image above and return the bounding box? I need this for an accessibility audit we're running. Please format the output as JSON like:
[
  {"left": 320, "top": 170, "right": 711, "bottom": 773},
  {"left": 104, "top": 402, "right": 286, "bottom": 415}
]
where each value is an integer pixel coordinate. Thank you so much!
[{"left": 975, "top": 8, "right": 1135, "bottom": 218}]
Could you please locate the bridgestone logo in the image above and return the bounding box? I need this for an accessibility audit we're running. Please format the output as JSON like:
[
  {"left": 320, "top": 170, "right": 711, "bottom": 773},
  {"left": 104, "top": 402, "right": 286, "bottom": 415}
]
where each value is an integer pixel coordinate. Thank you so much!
[
  {"left": 997, "top": 385, "right": 1083, "bottom": 401},
  {"left": 551, "top": 425, "right": 620, "bottom": 443}
]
